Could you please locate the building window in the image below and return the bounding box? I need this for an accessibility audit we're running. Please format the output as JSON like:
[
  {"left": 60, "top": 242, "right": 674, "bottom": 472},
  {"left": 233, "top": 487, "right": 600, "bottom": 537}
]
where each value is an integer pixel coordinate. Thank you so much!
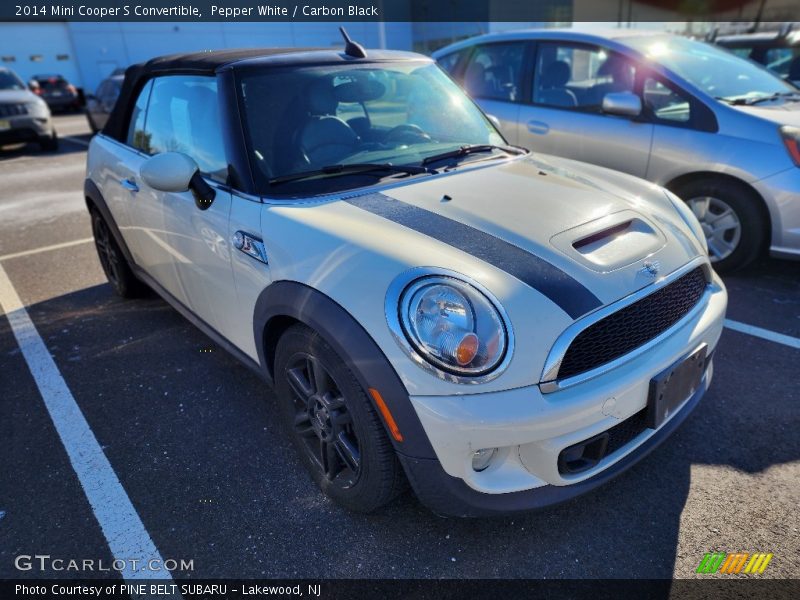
[
  {"left": 30, "top": 54, "right": 43, "bottom": 62},
  {"left": 1, "top": 56, "right": 15, "bottom": 62},
  {"left": 56, "top": 54, "right": 70, "bottom": 61}
]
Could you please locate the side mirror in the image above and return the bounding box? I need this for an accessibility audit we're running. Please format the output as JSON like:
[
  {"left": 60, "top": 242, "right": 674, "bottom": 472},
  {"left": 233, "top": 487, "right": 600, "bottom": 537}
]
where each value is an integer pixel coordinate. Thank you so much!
[
  {"left": 486, "top": 114, "right": 502, "bottom": 130},
  {"left": 139, "top": 152, "right": 215, "bottom": 210},
  {"left": 602, "top": 91, "right": 642, "bottom": 118}
]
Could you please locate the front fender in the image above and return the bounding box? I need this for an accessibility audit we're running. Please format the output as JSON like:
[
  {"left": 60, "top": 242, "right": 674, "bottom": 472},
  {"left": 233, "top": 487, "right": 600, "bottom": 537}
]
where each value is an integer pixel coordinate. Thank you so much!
[{"left": 253, "top": 280, "right": 436, "bottom": 459}]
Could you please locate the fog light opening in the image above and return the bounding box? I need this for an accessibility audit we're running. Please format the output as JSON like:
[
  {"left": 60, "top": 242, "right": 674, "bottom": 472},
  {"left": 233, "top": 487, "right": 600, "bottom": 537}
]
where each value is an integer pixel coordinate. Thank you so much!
[{"left": 471, "top": 447, "right": 498, "bottom": 472}]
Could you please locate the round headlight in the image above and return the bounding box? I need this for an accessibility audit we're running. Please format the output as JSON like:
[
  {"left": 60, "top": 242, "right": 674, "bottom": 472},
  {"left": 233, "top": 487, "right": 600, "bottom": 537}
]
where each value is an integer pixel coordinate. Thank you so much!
[{"left": 398, "top": 275, "right": 509, "bottom": 377}]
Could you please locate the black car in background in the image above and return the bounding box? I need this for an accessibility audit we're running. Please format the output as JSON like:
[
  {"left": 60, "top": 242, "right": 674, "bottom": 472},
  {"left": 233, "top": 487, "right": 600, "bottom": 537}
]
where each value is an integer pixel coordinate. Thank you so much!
[
  {"left": 712, "top": 25, "right": 800, "bottom": 86},
  {"left": 85, "top": 74, "right": 124, "bottom": 133},
  {"left": 29, "top": 74, "right": 82, "bottom": 112}
]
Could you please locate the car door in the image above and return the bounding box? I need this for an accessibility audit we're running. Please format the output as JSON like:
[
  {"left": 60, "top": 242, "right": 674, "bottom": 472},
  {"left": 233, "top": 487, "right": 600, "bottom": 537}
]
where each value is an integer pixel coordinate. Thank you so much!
[
  {"left": 139, "top": 75, "right": 240, "bottom": 338},
  {"left": 118, "top": 77, "right": 190, "bottom": 304},
  {"left": 458, "top": 42, "right": 528, "bottom": 144},
  {"left": 517, "top": 41, "right": 653, "bottom": 178}
]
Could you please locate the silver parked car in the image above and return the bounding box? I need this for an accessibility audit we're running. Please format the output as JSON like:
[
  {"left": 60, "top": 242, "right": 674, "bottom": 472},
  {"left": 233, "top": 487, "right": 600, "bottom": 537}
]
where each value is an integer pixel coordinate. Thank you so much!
[{"left": 434, "top": 29, "right": 800, "bottom": 271}]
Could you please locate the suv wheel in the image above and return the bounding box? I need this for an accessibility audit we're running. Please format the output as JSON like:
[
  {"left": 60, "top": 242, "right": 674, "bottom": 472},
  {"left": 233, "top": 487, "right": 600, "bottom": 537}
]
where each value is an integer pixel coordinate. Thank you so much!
[
  {"left": 90, "top": 209, "right": 147, "bottom": 298},
  {"left": 672, "top": 179, "right": 766, "bottom": 272},
  {"left": 274, "top": 324, "right": 406, "bottom": 512}
]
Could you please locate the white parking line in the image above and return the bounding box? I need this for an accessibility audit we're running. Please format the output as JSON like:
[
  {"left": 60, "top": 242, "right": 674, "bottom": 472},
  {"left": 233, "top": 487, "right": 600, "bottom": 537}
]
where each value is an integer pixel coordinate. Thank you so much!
[
  {"left": 62, "top": 136, "right": 90, "bottom": 148},
  {"left": 0, "top": 238, "right": 93, "bottom": 262},
  {"left": 0, "top": 262, "right": 172, "bottom": 583},
  {"left": 725, "top": 319, "right": 800, "bottom": 350}
]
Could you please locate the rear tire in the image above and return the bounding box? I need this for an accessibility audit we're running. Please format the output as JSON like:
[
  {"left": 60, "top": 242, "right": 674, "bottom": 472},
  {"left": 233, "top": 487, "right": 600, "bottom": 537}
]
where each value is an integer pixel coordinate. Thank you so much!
[
  {"left": 672, "top": 178, "right": 766, "bottom": 272},
  {"left": 274, "top": 323, "right": 406, "bottom": 512},
  {"left": 90, "top": 209, "right": 147, "bottom": 298}
]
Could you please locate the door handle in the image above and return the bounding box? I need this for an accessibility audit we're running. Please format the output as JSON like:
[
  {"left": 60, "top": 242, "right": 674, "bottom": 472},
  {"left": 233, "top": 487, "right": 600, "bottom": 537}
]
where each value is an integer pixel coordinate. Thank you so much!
[
  {"left": 527, "top": 120, "right": 550, "bottom": 135},
  {"left": 120, "top": 178, "right": 139, "bottom": 193}
]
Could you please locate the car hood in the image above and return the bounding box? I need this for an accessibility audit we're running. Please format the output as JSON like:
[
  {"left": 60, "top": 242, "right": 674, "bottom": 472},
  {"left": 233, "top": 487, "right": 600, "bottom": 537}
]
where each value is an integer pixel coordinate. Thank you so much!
[
  {"left": 731, "top": 99, "right": 800, "bottom": 126},
  {"left": 0, "top": 89, "right": 38, "bottom": 103},
  {"left": 367, "top": 153, "right": 706, "bottom": 310}
]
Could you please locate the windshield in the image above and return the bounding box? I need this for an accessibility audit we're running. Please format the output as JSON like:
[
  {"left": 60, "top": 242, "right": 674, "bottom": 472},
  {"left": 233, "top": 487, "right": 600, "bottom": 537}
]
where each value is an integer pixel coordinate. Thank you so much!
[
  {"left": 0, "top": 70, "right": 26, "bottom": 91},
  {"left": 238, "top": 61, "right": 506, "bottom": 193},
  {"left": 626, "top": 35, "right": 794, "bottom": 102}
]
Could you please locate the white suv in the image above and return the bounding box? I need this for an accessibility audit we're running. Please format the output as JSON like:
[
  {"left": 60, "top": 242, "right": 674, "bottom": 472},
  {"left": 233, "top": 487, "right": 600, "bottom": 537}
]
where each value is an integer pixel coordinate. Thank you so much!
[{"left": 85, "top": 42, "right": 727, "bottom": 516}]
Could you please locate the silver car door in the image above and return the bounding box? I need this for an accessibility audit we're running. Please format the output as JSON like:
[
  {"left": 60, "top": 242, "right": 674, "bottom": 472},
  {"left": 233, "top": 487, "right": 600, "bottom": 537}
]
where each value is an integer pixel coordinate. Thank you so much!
[
  {"left": 460, "top": 42, "right": 527, "bottom": 145},
  {"left": 518, "top": 41, "right": 653, "bottom": 178}
]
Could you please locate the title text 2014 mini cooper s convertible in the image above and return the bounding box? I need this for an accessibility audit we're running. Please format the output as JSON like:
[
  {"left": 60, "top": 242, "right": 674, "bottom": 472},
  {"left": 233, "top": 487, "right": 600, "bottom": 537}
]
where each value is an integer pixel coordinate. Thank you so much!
[{"left": 85, "top": 36, "right": 727, "bottom": 516}]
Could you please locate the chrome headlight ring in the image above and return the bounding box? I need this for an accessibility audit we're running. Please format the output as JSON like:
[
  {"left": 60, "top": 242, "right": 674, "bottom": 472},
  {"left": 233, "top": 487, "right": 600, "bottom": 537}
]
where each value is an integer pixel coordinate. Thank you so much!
[{"left": 385, "top": 267, "right": 514, "bottom": 384}]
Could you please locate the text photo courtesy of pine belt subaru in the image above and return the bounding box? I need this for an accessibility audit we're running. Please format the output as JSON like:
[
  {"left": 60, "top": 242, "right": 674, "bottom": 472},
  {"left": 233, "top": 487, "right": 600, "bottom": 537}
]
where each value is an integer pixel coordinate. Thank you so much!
[
  {"left": 434, "top": 29, "right": 800, "bottom": 272},
  {"left": 85, "top": 33, "right": 726, "bottom": 517}
]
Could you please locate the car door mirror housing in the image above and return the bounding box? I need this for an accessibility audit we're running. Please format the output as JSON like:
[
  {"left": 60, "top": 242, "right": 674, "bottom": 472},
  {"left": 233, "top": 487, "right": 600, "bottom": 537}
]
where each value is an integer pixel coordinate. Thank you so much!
[
  {"left": 486, "top": 114, "right": 502, "bottom": 130},
  {"left": 140, "top": 152, "right": 216, "bottom": 210},
  {"left": 602, "top": 91, "right": 642, "bottom": 117}
]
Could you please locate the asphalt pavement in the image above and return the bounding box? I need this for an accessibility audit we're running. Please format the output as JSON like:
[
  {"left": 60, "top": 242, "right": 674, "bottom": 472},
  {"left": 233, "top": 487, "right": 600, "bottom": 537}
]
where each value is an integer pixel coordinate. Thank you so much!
[{"left": 0, "top": 114, "right": 798, "bottom": 580}]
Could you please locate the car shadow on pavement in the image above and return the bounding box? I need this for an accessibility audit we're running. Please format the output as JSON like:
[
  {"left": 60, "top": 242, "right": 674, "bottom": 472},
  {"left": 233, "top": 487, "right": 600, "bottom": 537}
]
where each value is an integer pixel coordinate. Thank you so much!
[
  {"left": 7, "top": 281, "right": 798, "bottom": 580},
  {"left": 0, "top": 133, "right": 92, "bottom": 161}
]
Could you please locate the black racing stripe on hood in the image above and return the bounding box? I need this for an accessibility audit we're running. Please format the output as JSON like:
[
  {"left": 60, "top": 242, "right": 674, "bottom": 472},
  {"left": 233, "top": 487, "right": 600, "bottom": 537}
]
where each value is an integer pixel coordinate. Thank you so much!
[{"left": 345, "top": 193, "right": 602, "bottom": 319}]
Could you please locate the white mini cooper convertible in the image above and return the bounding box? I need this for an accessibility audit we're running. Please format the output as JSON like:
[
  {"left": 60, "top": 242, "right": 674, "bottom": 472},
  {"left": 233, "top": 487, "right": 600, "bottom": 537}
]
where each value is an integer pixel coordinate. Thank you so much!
[{"left": 86, "top": 35, "right": 727, "bottom": 516}]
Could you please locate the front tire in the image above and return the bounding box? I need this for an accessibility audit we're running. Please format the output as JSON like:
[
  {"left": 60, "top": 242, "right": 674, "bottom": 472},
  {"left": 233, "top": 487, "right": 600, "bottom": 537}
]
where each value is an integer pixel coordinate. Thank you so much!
[
  {"left": 90, "top": 209, "right": 147, "bottom": 298},
  {"left": 274, "top": 324, "right": 406, "bottom": 512},
  {"left": 672, "top": 178, "right": 766, "bottom": 272}
]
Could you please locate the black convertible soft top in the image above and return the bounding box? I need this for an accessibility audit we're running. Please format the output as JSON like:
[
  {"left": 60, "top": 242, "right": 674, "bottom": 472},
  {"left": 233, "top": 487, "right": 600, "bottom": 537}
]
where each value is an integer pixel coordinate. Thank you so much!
[{"left": 103, "top": 47, "right": 321, "bottom": 141}]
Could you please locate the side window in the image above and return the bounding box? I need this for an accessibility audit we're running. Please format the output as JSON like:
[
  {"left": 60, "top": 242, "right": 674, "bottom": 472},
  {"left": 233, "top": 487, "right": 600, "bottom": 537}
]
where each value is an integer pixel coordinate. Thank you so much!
[
  {"left": 126, "top": 79, "right": 152, "bottom": 150},
  {"left": 533, "top": 43, "right": 636, "bottom": 110},
  {"left": 462, "top": 43, "right": 525, "bottom": 102},
  {"left": 729, "top": 47, "right": 754, "bottom": 60},
  {"left": 765, "top": 47, "right": 799, "bottom": 77},
  {"left": 142, "top": 75, "right": 227, "bottom": 182},
  {"left": 643, "top": 78, "right": 691, "bottom": 123},
  {"left": 437, "top": 48, "right": 468, "bottom": 76}
]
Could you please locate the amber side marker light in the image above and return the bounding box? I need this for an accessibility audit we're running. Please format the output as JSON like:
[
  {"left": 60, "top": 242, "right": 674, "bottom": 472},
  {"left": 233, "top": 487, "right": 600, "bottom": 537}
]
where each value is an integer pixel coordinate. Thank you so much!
[{"left": 368, "top": 388, "right": 404, "bottom": 442}]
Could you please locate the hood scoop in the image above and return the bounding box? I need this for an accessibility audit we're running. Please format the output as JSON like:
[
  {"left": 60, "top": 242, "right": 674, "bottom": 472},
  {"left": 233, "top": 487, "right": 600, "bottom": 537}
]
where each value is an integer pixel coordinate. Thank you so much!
[{"left": 551, "top": 210, "right": 666, "bottom": 272}]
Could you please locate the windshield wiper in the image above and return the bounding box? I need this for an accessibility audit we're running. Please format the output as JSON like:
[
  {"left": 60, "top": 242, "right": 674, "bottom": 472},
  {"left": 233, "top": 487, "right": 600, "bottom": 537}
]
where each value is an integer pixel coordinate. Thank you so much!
[
  {"left": 268, "top": 163, "right": 435, "bottom": 186},
  {"left": 421, "top": 144, "right": 525, "bottom": 167},
  {"left": 716, "top": 91, "right": 800, "bottom": 106}
]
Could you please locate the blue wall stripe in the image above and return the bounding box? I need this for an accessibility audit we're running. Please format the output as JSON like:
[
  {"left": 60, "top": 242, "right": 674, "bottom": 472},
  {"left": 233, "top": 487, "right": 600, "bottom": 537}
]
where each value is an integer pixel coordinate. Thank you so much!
[{"left": 345, "top": 193, "right": 602, "bottom": 319}]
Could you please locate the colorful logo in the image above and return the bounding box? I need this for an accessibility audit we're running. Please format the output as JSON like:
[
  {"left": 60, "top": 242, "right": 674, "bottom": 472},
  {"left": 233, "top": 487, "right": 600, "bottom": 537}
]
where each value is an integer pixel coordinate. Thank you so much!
[{"left": 696, "top": 552, "right": 773, "bottom": 574}]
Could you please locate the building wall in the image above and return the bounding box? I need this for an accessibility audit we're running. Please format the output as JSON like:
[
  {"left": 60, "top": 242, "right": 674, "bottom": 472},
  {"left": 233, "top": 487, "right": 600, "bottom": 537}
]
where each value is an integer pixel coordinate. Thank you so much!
[
  {"left": 1, "top": 22, "right": 413, "bottom": 93},
  {"left": 0, "top": 23, "right": 81, "bottom": 86}
]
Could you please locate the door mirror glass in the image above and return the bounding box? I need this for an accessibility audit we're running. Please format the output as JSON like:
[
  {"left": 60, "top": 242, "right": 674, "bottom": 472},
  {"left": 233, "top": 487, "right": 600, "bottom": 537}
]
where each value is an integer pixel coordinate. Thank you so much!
[
  {"left": 602, "top": 91, "right": 642, "bottom": 117},
  {"left": 140, "top": 152, "right": 198, "bottom": 193}
]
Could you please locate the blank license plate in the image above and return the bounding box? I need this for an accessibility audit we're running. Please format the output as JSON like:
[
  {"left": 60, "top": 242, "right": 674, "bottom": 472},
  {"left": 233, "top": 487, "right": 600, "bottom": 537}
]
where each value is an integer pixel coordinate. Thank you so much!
[{"left": 647, "top": 345, "right": 707, "bottom": 429}]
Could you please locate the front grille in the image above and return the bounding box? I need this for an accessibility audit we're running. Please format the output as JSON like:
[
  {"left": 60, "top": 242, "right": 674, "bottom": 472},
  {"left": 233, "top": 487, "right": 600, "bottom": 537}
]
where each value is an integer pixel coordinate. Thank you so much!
[
  {"left": 0, "top": 103, "right": 28, "bottom": 117},
  {"left": 557, "top": 267, "right": 708, "bottom": 380}
]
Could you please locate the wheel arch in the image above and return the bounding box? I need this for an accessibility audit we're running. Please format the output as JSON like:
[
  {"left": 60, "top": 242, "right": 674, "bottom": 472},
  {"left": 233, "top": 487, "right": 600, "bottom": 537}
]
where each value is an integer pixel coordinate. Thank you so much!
[
  {"left": 253, "top": 281, "right": 436, "bottom": 459},
  {"left": 664, "top": 171, "right": 772, "bottom": 249}
]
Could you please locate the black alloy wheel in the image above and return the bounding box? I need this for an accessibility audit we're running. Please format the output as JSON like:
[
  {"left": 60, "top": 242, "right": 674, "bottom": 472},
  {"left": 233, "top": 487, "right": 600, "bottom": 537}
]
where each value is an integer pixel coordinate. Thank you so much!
[
  {"left": 90, "top": 210, "right": 147, "bottom": 298},
  {"left": 274, "top": 324, "right": 406, "bottom": 512},
  {"left": 285, "top": 351, "right": 362, "bottom": 485}
]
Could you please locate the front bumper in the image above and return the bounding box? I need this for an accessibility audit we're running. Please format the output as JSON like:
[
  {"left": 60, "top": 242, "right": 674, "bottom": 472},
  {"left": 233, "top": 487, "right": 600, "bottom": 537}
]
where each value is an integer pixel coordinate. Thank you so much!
[
  {"left": 0, "top": 115, "right": 53, "bottom": 145},
  {"left": 401, "top": 271, "right": 726, "bottom": 516}
]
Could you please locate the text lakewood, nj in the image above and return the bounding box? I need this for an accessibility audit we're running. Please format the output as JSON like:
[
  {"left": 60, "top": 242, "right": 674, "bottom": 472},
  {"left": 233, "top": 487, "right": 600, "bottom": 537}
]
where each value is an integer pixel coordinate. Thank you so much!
[{"left": 19, "top": 4, "right": 380, "bottom": 19}]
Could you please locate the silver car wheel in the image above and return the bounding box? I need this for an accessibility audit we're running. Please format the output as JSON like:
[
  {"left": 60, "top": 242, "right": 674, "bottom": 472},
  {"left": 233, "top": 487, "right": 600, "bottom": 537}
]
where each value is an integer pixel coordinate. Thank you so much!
[{"left": 687, "top": 196, "right": 742, "bottom": 262}]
